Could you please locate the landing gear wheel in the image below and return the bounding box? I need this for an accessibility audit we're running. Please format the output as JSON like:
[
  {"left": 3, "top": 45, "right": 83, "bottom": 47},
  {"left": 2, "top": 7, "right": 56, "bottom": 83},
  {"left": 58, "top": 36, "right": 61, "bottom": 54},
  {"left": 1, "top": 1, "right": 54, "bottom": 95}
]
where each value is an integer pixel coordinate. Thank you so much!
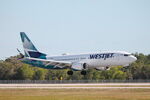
[
  {"left": 81, "top": 71, "right": 87, "bottom": 75},
  {"left": 67, "top": 71, "right": 73, "bottom": 75}
]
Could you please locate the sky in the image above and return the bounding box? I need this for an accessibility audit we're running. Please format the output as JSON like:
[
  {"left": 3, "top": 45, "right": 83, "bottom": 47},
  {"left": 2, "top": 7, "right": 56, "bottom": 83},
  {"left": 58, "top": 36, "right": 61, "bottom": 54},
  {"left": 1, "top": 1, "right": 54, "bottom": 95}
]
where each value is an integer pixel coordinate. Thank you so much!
[{"left": 0, "top": 0, "right": 150, "bottom": 60}]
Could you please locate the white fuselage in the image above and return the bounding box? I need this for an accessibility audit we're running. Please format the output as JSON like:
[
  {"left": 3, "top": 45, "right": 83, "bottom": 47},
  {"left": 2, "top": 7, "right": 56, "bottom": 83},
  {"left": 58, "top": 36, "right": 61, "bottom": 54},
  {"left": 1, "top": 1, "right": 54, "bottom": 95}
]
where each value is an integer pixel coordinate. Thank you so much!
[{"left": 47, "top": 51, "right": 137, "bottom": 69}]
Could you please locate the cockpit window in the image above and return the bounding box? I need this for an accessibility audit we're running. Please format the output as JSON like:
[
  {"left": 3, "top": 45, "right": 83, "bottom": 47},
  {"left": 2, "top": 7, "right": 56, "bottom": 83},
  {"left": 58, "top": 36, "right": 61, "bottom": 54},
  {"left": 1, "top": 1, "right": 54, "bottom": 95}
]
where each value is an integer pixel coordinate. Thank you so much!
[{"left": 124, "top": 54, "right": 130, "bottom": 56}]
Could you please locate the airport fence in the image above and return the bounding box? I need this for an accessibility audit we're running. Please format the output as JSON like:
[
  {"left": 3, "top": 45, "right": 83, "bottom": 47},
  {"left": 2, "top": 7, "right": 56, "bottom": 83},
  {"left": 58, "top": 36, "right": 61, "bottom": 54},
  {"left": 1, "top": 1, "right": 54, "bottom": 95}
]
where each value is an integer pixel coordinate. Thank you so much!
[{"left": 0, "top": 80, "right": 150, "bottom": 84}]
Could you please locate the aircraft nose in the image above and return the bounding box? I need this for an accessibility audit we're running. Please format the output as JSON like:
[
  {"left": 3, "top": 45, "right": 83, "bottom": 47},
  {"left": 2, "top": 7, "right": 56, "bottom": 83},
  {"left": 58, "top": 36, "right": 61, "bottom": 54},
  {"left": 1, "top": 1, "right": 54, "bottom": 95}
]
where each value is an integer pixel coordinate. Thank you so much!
[{"left": 130, "top": 55, "right": 137, "bottom": 62}]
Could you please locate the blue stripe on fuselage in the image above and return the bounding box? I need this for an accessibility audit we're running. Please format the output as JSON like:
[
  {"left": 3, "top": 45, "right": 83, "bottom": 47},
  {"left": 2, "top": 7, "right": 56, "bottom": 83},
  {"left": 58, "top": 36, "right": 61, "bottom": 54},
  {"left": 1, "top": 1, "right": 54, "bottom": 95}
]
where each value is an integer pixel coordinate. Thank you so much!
[{"left": 22, "top": 59, "right": 65, "bottom": 69}]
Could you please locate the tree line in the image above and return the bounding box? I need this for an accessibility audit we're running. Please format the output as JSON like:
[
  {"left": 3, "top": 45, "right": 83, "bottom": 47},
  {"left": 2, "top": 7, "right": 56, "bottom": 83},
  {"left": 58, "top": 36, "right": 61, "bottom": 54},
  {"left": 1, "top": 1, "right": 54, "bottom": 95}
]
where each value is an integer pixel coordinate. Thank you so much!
[{"left": 0, "top": 53, "right": 150, "bottom": 80}]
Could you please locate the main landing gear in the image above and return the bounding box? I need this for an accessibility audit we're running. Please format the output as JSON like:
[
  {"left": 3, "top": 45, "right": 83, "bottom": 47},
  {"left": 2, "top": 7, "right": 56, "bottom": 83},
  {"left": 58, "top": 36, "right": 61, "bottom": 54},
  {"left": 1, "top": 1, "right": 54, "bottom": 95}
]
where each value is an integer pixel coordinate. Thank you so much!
[
  {"left": 67, "top": 70, "right": 73, "bottom": 75},
  {"left": 67, "top": 70, "right": 87, "bottom": 75},
  {"left": 81, "top": 70, "right": 86, "bottom": 75}
]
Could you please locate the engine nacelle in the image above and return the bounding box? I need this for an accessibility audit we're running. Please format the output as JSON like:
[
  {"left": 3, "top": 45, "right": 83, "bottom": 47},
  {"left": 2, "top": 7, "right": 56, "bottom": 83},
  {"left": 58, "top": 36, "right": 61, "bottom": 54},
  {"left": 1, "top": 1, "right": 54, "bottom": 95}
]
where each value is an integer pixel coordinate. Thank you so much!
[
  {"left": 71, "top": 63, "right": 87, "bottom": 71},
  {"left": 96, "top": 67, "right": 110, "bottom": 71}
]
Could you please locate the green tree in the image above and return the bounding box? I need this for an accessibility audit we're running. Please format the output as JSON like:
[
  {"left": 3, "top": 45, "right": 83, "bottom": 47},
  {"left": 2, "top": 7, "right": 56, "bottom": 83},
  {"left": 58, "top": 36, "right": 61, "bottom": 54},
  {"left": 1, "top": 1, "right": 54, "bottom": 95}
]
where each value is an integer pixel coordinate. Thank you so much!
[
  {"left": 100, "top": 66, "right": 127, "bottom": 80},
  {"left": 0, "top": 61, "right": 16, "bottom": 80},
  {"left": 16, "top": 64, "right": 34, "bottom": 80},
  {"left": 33, "top": 68, "right": 48, "bottom": 80}
]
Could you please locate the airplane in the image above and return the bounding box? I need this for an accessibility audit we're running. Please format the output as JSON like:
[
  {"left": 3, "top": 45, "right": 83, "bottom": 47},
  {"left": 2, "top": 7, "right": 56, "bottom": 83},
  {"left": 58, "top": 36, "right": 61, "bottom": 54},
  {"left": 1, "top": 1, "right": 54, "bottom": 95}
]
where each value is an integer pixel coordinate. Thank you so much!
[{"left": 19, "top": 32, "right": 137, "bottom": 75}]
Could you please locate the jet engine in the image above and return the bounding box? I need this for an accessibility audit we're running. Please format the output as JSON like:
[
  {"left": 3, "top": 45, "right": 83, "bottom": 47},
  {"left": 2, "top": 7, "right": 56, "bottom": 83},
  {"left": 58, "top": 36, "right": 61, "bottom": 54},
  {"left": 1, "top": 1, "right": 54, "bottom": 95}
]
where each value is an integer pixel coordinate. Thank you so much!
[{"left": 71, "top": 63, "right": 87, "bottom": 71}]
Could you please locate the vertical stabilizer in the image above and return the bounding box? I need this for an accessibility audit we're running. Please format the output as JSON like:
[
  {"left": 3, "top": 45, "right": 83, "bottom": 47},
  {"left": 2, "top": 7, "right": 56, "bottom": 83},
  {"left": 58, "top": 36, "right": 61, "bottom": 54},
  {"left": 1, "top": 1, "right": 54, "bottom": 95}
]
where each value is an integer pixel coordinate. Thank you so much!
[{"left": 20, "top": 32, "right": 46, "bottom": 59}]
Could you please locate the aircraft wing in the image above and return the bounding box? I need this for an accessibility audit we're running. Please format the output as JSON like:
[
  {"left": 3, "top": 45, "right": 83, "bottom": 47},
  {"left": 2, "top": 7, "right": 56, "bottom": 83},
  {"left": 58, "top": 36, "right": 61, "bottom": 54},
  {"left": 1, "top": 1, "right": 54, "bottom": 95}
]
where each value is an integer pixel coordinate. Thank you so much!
[{"left": 25, "top": 57, "right": 72, "bottom": 69}]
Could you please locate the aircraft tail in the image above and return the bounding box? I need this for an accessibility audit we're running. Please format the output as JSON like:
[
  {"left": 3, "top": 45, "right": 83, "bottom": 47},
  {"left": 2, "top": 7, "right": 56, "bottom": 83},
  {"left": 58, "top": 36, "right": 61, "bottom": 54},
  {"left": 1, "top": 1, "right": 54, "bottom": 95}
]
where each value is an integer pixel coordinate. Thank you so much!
[{"left": 20, "top": 32, "right": 46, "bottom": 59}]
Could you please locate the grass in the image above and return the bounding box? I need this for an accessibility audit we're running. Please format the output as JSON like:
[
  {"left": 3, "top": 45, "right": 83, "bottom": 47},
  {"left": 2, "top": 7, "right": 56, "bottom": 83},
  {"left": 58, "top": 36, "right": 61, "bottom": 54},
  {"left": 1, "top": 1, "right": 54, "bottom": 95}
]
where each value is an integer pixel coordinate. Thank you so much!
[{"left": 0, "top": 89, "right": 150, "bottom": 100}]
